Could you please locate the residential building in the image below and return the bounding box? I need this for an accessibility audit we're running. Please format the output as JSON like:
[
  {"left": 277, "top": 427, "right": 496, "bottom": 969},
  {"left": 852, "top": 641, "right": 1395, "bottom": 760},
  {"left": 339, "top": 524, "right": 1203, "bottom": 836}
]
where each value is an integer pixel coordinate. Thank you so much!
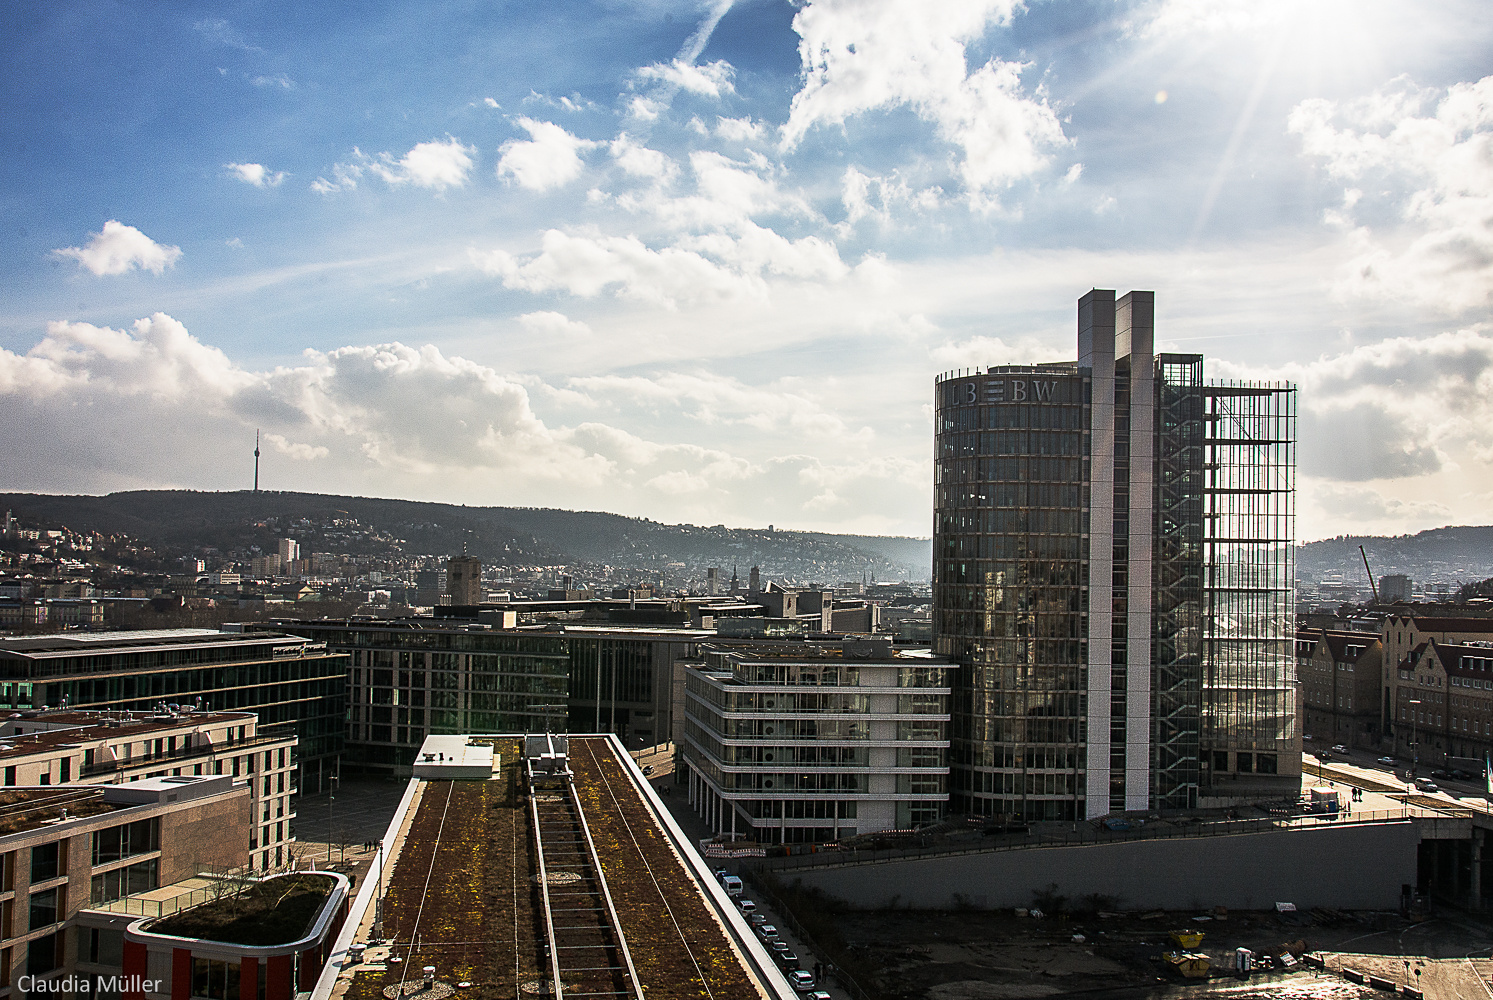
[
  {"left": 1381, "top": 616, "right": 1493, "bottom": 742},
  {"left": 0, "top": 630, "right": 346, "bottom": 793},
  {"left": 934, "top": 289, "right": 1298, "bottom": 821},
  {"left": 0, "top": 776, "right": 249, "bottom": 996},
  {"left": 0, "top": 708, "right": 297, "bottom": 872},
  {"left": 1391, "top": 638, "right": 1493, "bottom": 767},
  {"left": 1296, "top": 629, "right": 1383, "bottom": 748},
  {"left": 681, "top": 637, "right": 952, "bottom": 843}
]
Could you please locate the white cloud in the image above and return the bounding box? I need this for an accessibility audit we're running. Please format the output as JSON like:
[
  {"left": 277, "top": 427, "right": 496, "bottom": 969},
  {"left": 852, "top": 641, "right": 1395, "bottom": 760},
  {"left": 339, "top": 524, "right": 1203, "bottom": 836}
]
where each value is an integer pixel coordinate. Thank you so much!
[
  {"left": 517, "top": 311, "right": 593, "bottom": 339},
  {"left": 715, "top": 116, "right": 766, "bottom": 142},
  {"left": 496, "top": 118, "right": 598, "bottom": 192},
  {"left": 314, "top": 138, "right": 475, "bottom": 194},
  {"left": 609, "top": 134, "right": 678, "bottom": 183},
  {"left": 634, "top": 59, "right": 735, "bottom": 98},
  {"left": 0, "top": 314, "right": 924, "bottom": 534},
  {"left": 484, "top": 97, "right": 500, "bottom": 109},
  {"left": 1289, "top": 74, "right": 1493, "bottom": 315},
  {"left": 1218, "top": 327, "right": 1493, "bottom": 530},
  {"left": 251, "top": 74, "right": 295, "bottom": 90},
  {"left": 781, "top": 0, "right": 1068, "bottom": 205},
  {"left": 840, "top": 166, "right": 940, "bottom": 226},
  {"left": 225, "top": 162, "right": 286, "bottom": 188},
  {"left": 474, "top": 231, "right": 761, "bottom": 308},
  {"left": 55, "top": 221, "right": 183, "bottom": 276}
]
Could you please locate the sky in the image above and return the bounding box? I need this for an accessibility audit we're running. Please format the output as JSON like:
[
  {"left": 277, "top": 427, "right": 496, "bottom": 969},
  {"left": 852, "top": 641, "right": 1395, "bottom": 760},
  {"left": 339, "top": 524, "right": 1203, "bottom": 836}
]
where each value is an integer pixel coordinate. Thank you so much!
[{"left": 2, "top": 0, "right": 1491, "bottom": 542}]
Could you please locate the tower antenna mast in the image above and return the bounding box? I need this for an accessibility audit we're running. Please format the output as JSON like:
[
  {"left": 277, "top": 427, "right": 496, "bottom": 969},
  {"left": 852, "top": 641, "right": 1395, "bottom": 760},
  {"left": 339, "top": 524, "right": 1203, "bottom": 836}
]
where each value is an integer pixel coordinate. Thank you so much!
[{"left": 254, "top": 430, "right": 261, "bottom": 492}]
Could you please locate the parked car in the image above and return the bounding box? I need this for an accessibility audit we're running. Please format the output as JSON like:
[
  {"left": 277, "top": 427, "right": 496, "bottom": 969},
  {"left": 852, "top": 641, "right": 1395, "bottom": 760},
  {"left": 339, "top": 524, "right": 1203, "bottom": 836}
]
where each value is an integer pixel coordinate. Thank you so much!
[
  {"left": 641, "top": 764, "right": 654, "bottom": 775},
  {"left": 757, "top": 924, "right": 779, "bottom": 941},
  {"left": 1331, "top": 745, "right": 1349, "bottom": 754},
  {"left": 787, "top": 970, "right": 818, "bottom": 992},
  {"left": 748, "top": 913, "right": 768, "bottom": 927},
  {"left": 1415, "top": 777, "right": 1440, "bottom": 793},
  {"left": 722, "top": 875, "right": 743, "bottom": 896},
  {"left": 739, "top": 899, "right": 757, "bottom": 914},
  {"left": 806, "top": 992, "right": 832, "bottom": 1000},
  {"left": 1377, "top": 756, "right": 1397, "bottom": 766},
  {"left": 777, "top": 948, "right": 800, "bottom": 969}
]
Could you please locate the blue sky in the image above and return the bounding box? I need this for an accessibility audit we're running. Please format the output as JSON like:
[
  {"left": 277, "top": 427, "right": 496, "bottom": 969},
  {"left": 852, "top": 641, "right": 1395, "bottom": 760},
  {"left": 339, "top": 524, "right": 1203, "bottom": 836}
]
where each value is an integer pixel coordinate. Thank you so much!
[{"left": 3, "top": 0, "right": 1492, "bottom": 541}]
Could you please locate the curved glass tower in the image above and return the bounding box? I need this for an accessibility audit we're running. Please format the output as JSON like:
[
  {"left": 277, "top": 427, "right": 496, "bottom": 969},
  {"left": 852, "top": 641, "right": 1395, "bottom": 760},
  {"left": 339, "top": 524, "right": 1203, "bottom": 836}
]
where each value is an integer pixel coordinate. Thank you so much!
[{"left": 934, "top": 290, "right": 1296, "bottom": 821}]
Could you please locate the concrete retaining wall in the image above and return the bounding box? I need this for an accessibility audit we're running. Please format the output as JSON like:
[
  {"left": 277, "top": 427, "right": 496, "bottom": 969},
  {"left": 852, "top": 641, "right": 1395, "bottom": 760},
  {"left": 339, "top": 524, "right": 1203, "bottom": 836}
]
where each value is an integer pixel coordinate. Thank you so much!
[{"left": 787, "top": 821, "right": 1419, "bottom": 912}]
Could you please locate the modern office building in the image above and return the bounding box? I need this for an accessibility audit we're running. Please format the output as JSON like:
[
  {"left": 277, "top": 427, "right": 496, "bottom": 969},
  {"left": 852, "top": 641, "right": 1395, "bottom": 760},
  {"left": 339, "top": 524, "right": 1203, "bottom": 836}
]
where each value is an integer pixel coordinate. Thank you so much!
[
  {"left": 0, "top": 631, "right": 346, "bottom": 793},
  {"left": 265, "top": 617, "right": 739, "bottom": 775},
  {"left": 934, "top": 289, "right": 1297, "bottom": 821},
  {"left": 0, "top": 776, "right": 249, "bottom": 996},
  {"left": 681, "top": 637, "right": 953, "bottom": 843},
  {"left": 0, "top": 708, "right": 298, "bottom": 872}
]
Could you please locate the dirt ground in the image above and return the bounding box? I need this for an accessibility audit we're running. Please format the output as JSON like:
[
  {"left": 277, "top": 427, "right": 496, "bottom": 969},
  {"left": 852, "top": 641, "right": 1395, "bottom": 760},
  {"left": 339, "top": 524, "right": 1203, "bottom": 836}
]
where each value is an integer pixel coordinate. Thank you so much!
[{"left": 798, "top": 904, "right": 1493, "bottom": 1000}]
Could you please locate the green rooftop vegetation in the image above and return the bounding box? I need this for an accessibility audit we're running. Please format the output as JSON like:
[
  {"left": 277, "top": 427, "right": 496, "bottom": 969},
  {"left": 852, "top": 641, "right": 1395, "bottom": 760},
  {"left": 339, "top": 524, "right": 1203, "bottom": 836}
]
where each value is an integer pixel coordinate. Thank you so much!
[{"left": 150, "top": 874, "right": 335, "bottom": 946}]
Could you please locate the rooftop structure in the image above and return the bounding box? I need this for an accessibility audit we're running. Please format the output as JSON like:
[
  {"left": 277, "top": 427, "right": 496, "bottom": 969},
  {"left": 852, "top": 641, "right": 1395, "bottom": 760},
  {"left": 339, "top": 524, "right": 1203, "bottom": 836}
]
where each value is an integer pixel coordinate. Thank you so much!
[
  {"left": 0, "top": 630, "right": 346, "bottom": 793},
  {"left": 312, "top": 735, "right": 797, "bottom": 1000}
]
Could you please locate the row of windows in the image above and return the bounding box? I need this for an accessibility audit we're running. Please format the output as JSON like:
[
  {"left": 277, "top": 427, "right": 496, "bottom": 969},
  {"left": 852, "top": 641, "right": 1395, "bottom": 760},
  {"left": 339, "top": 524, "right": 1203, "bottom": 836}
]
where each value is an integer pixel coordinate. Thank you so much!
[{"left": 939, "top": 430, "right": 1086, "bottom": 459}]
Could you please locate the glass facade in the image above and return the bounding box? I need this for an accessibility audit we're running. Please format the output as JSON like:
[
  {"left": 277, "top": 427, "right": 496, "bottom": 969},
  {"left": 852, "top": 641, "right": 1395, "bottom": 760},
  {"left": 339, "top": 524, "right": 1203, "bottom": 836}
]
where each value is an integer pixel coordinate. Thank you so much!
[
  {"left": 1202, "top": 383, "right": 1298, "bottom": 779},
  {"left": 933, "top": 293, "right": 1297, "bottom": 819},
  {"left": 934, "top": 369, "right": 1090, "bottom": 821},
  {"left": 0, "top": 633, "right": 346, "bottom": 788},
  {"left": 275, "top": 622, "right": 569, "bottom": 770},
  {"left": 1152, "top": 355, "right": 1206, "bottom": 809}
]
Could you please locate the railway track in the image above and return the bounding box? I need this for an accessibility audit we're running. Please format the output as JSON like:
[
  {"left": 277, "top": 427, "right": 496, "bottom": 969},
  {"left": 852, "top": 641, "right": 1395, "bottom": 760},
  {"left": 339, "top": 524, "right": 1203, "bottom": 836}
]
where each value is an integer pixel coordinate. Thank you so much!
[{"left": 528, "top": 739, "right": 644, "bottom": 1000}]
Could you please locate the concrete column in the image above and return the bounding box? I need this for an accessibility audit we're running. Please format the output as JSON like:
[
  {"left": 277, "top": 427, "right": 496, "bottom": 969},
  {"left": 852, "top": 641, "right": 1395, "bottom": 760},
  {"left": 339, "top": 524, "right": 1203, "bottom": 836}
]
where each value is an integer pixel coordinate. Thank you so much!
[
  {"left": 266, "top": 954, "right": 293, "bottom": 1000},
  {"left": 1472, "top": 831, "right": 1484, "bottom": 910},
  {"left": 123, "top": 941, "right": 149, "bottom": 1000},
  {"left": 171, "top": 948, "right": 192, "bottom": 1000},
  {"left": 1079, "top": 289, "right": 1116, "bottom": 818}
]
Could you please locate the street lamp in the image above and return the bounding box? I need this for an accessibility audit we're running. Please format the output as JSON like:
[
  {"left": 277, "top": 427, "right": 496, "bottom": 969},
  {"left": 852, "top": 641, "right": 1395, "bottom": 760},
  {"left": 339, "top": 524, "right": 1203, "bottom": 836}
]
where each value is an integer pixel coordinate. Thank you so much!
[
  {"left": 327, "top": 773, "right": 339, "bottom": 866},
  {"left": 1407, "top": 700, "right": 1421, "bottom": 785}
]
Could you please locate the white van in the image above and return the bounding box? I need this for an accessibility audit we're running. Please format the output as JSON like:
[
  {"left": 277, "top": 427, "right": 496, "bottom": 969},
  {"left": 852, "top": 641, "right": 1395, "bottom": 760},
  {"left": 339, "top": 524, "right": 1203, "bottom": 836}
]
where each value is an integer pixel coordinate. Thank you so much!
[{"left": 722, "top": 875, "right": 743, "bottom": 896}]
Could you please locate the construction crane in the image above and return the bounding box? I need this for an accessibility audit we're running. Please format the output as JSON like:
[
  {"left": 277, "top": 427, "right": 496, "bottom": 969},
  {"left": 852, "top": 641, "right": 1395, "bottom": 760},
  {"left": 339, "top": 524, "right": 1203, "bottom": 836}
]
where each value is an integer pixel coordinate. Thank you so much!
[{"left": 1360, "top": 545, "right": 1380, "bottom": 604}]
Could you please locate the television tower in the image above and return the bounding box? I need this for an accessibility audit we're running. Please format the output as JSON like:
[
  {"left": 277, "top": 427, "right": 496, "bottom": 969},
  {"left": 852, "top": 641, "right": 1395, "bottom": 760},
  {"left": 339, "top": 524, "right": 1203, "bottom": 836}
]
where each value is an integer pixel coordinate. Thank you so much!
[{"left": 254, "top": 430, "right": 261, "bottom": 492}]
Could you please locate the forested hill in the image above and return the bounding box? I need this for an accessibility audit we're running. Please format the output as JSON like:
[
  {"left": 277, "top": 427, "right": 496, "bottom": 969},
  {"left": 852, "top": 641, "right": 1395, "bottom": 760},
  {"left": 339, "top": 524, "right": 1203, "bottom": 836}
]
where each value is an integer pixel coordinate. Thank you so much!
[
  {"left": 0, "top": 490, "right": 932, "bottom": 584},
  {"left": 1298, "top": 526, "right": 1493, "bottom": 585}
]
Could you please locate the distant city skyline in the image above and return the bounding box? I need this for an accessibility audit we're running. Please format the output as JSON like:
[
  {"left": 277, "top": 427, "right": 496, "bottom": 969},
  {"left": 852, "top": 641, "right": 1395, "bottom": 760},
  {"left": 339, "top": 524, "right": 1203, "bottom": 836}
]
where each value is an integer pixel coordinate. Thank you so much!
[{"left": 2, "top": 1, "right": 1490, "bottom": 542}]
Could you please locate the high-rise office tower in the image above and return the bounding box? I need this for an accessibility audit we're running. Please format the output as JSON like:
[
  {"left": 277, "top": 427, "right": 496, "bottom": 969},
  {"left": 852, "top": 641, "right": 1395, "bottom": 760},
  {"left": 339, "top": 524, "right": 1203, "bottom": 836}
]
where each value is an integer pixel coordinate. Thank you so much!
[{"left": 934, "top": 290, "right": 1297, "bottom": 821}]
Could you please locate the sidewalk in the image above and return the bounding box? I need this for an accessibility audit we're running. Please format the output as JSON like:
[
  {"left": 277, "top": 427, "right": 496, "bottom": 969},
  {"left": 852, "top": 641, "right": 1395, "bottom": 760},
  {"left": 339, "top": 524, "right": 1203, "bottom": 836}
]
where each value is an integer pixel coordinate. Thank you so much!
[{"left": 643, "top": 759, "right": 850, "bottom": 1000}]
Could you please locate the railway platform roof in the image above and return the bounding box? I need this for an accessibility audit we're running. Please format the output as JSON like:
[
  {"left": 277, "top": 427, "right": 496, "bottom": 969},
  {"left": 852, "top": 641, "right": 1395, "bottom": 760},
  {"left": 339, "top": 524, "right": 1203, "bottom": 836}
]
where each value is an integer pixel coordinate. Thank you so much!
[{"left": 313, "top": 734, "right": 796, "bottom": 1000}]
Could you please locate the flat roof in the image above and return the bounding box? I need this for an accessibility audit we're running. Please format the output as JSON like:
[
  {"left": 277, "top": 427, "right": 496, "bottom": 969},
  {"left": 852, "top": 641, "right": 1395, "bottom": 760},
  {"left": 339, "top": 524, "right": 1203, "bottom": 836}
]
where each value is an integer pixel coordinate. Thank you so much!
[
  {"left": 336, "top": 736, "right": 780, "bottom": 1000},
  {"left": 0, "top": 628, "right": 316, "bottom": 658},
  {"left": 0, "top": 710, "right": 269, "bottom": 760}
]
